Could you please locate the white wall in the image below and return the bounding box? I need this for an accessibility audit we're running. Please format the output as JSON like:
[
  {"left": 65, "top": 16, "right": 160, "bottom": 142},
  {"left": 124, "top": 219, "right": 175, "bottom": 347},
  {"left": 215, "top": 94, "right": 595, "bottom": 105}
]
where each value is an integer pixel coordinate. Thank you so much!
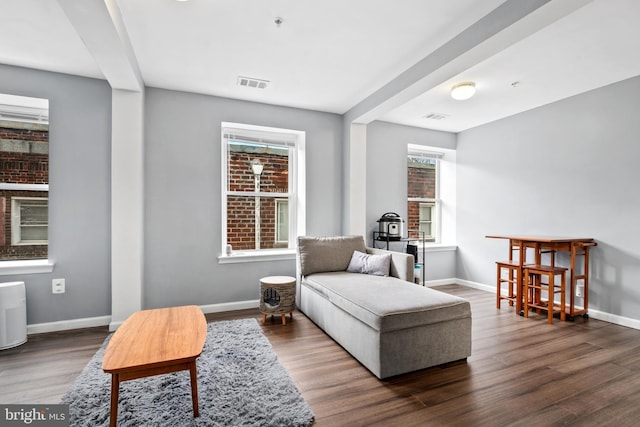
[{"left": 456, "top": 75, "right": 640, "bottom": 320}]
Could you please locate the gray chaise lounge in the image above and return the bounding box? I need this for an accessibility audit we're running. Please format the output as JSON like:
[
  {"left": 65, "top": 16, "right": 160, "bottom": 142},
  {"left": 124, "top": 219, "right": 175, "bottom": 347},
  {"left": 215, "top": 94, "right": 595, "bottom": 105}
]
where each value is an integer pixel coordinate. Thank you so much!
[{"left": 296, "top": 235, "right": 472, "bottom": 379}]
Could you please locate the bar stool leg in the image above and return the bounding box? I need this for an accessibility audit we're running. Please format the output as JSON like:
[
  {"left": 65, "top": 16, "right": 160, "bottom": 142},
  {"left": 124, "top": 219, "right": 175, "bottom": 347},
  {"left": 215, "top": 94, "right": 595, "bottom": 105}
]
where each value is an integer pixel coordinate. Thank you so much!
[
  {"left": 496, "top": 262, "right": 519, "bottom": 310},
  {"left": 523, "top": 268, "right": 530, "bottom": 318},
  {"left": 496, "top": 263, "right": 501, "bottom": 309},
  {"left": 560, "top": 272, "right": 566, "bottom": 321},
  {"left": 547, "top": 273, "right": 554, "bottom": 325}
]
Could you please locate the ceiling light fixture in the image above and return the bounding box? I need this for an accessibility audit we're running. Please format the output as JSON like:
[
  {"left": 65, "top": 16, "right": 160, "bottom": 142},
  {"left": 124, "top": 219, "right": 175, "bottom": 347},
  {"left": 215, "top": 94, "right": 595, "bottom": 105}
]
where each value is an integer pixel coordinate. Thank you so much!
[{"left": 451, "top": 82, "right": 476, "bottom": 100}]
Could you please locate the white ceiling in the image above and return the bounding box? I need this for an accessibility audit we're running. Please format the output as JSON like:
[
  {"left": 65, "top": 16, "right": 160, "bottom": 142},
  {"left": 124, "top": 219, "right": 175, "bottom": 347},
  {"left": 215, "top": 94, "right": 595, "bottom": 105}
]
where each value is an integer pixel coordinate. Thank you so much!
[{"left": 1, "top": 0, "right": 639, "bottom": 133}]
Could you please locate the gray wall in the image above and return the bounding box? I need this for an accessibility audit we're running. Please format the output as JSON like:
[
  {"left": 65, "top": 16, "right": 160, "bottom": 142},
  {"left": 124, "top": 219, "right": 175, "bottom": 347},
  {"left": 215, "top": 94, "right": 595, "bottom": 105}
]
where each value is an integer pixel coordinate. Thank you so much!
[
  {"left": 0, "top": 64, "right": 112, "bottom": 324},
  {"left": 456, "top": 75, "right": 640, "bottom": 320},
  {"left": 366, "top": 120, "right": 457, "bottom": 280},
  {"left": 6, "top": 62, "right": 636, "bottom": 325},
  {"left": 143, "top": 87, "right": 343, "bottom": 308}
]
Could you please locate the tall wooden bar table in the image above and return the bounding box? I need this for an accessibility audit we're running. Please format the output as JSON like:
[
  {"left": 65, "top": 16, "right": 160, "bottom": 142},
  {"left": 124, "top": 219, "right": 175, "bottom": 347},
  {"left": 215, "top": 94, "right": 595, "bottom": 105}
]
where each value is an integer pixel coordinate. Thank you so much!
[{"left": 486, "top": 235, "right": 596, "bottom": 319}]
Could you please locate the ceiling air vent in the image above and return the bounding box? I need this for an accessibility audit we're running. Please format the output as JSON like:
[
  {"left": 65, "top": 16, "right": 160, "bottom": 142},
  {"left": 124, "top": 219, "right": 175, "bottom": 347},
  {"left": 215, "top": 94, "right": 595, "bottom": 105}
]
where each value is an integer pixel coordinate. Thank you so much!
[
  {"left": 423, "top": 113, "right": 449, "bottom": 120},
  {"left": 237, "top": 76, "right": 269, "bottom": 89}
]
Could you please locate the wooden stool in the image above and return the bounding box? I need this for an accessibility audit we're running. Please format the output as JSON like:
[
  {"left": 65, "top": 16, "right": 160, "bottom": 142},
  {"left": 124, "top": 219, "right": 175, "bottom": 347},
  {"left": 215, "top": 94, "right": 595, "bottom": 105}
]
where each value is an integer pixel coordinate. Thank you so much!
[
  {"left": 496, "top": 261, "right": 520, "bottom": 309},
  {"left": 259, "top": 276, "right": 296, "bottom": 325},
  {"left": 523, "top": 265, "right": 567, "bottom": 324}
]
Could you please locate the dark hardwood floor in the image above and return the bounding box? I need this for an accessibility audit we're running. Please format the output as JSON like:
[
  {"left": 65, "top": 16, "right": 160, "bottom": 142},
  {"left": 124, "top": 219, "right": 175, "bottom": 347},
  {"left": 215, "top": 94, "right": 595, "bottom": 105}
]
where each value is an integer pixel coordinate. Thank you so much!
[{"left": 2, "top": 284, "right": 640, "bottom": 426}]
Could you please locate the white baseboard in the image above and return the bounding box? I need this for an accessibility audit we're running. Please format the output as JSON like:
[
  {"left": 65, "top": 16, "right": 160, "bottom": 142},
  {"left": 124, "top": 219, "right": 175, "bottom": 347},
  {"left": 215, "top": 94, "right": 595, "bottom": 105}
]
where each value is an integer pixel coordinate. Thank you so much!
[
  {"left": 27, "top": 287, "right": 640, "bottom": 334},
  {"left": 452, "top": 279, "right": 640, "bottom": 330},
  {"left": 199, "top": 299, "right": 259, "bottom": 314},
  {"left": 453, "top": 278, "right": 495, "bottom": 293},
  {"left": 107, "top": 300, "right": 260, "bottom": 331},
  {"left": 586, "top": 308, "right": 640, "bottom": 330},
  {"left": 28, "top": 315, "right": 111, "bottom": 335},
  {"left": 30, "top": 300, "right": 261, "bottom": 334},
  {"left": 424, "top": 278, "right": 458, "bottom": 287}
]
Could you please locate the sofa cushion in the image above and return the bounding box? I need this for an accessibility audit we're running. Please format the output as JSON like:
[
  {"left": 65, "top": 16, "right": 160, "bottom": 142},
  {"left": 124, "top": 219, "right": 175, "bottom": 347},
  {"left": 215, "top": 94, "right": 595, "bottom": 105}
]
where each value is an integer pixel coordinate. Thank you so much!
[
  {"left": 302, "top": 271, "right": 470, "bottom": 333},
  {"left": 298, "top": 236, "right": 367, "bottom": 276},
  {"left": 346, "top": 250, "right": 391, "bottom": 276}
]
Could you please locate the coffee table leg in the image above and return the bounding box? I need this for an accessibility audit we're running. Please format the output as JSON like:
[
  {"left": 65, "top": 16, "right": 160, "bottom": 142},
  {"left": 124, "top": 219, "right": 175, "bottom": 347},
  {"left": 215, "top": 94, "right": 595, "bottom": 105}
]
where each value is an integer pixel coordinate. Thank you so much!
[
  {"left": 189, "top": 361, "right": 199, "bottom": 417},
  {"left": 110, "top": 374, "right": 119, "bottom": 427}
]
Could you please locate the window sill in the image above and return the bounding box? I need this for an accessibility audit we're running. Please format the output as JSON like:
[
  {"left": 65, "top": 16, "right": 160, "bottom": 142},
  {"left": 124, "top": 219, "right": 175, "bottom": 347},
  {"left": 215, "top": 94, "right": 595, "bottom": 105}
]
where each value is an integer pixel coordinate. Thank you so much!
[
  {"left": 218, "top": 249, "right": 296, "bottom": 264},
  {"left": 421, "top": 244, "right": 458, "bottom": 252},
  {"left": 0, "top": 259, "right": 55, "bottom": 275}
]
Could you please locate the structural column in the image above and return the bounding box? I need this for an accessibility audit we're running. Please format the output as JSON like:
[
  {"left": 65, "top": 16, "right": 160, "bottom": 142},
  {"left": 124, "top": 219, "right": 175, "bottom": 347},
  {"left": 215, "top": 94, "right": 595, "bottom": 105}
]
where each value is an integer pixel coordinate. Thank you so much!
[
  {"left": 110, "top": 89, "right": 144, "bottom": 330},
  {"left": 345, "top": 123, "right": 367, "bottom": 237}
]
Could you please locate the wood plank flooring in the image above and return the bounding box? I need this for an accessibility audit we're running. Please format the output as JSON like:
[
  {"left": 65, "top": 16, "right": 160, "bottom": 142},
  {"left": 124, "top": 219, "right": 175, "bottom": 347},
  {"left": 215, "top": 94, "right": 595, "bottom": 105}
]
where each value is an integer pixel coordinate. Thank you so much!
[{"left": 2, "top": 284, "right": 640, "bottom": 426}]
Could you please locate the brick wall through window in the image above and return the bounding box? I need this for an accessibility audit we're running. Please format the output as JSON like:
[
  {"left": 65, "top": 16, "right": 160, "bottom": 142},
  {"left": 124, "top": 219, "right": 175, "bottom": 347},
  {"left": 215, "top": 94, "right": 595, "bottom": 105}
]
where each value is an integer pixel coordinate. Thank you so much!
[
  {"left": 226, "top": 145, "right": 289, "bottom": 250},
  {"left": 0, "top": 120, "right": 49, "bottom": 260},
  {"left": 407, "top": 158, "right": 436, "bottom": 241}
]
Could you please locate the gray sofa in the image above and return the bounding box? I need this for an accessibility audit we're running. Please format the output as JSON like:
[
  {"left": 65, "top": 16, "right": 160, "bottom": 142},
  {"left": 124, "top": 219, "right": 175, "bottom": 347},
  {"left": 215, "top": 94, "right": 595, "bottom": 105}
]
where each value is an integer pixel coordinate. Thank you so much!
[{"left": 296, "top": 235, "right": 472, "bottom": 379}]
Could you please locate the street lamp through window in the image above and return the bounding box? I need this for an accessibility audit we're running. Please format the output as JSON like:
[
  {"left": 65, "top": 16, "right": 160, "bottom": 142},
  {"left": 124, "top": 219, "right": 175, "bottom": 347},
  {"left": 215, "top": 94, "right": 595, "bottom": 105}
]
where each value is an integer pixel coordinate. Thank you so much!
[{"left": 221, "top": 123, "right": 305, "bottom": 254}]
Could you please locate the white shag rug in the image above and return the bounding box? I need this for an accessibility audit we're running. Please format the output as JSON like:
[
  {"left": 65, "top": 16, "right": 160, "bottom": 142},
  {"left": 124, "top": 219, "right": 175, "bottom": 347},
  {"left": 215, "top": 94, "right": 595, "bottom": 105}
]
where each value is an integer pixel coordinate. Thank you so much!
[{"left": 61, "top": 318, "right": 314, "bottom": 426}]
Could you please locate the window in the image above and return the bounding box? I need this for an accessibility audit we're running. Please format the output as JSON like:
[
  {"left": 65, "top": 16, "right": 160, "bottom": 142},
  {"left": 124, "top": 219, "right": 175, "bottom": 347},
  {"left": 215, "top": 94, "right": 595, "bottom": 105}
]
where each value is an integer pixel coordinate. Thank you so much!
[
  {"left": 0, "top": 93, "right": 49, "bottom": 261},
  {"left": 407, "top": 146, "right": 442, "bottom": 243},
  {"left": 11, "top": 197, "right": 48, "bottom": 245},
  {"left": 221, "top": 123, "right": 305, "bottom": 256},
  {"left": 418, "top": 202, "right": 434, "bottom": 238},
  {"left": 275, "top": 199, "right": 288, "bottom": 245}
]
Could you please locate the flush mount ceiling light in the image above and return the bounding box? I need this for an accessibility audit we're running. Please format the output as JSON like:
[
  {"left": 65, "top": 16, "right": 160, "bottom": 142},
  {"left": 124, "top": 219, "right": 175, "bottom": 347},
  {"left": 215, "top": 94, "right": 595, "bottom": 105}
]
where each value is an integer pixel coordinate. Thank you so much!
[{"left": 450, "top": 82, "right": 476, "bottom": 100}]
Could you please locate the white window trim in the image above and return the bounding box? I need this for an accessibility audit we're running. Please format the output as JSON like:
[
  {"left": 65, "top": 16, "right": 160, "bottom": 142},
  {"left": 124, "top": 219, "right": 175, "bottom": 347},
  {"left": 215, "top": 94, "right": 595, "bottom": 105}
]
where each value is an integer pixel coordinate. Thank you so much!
[
  {"left": 218, "top": 249, "right": 296, "bottom": 264},
  {"left": 275, "top": 198, "right": 289, "bottom": 244},
  {"left": 418, "top": 201, "right": 435, "bottom": 241},
  {"left": 219, "top": 122, "right": 305, "bottom": 263},
  {"left": 408, "top": 145, "right": 442, "bottom": 244},
  {"left": 0, "top": 183, "right": 49, "bottom": 191},
  {"left": 11, "top": 196, "right": 48, "bottom": 245},
  {"left": 0, "top": 259, "right": 54, "bottom": 275},
  {"left": 0, "top": 94, "right": 51, "bottom": 267}
]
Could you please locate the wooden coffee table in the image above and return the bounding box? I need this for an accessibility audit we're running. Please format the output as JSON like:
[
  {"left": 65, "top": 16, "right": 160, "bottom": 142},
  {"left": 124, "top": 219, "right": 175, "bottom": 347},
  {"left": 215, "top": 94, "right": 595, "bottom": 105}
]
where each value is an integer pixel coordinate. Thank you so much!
[{"left": 102, "top": 305, "right": 207, "bottom": 427}]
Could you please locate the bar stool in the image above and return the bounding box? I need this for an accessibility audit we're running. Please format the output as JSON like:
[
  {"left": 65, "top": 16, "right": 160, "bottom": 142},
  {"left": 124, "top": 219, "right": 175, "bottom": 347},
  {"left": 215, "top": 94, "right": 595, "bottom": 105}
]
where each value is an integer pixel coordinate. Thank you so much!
[
  {"left": 523, "top": 265, "right": 567, "bottom": 324},
  {"left": 496, "top": 261, "right": 520, "bottom": 309}
]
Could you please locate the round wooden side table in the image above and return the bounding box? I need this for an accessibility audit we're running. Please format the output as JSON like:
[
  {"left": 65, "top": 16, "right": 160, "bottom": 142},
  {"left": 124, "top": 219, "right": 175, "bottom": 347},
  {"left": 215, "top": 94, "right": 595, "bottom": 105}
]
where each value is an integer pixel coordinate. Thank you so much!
[{"left": 259, "top": 276, "right": 296, "bottom": 325}]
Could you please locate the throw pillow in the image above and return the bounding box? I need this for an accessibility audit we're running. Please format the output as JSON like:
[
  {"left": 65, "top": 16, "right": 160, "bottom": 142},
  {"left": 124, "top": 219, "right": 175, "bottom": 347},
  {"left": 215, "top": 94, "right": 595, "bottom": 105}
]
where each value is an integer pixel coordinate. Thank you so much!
[{"left": 346, "top": 250, "right": 392, "bottom": 276}]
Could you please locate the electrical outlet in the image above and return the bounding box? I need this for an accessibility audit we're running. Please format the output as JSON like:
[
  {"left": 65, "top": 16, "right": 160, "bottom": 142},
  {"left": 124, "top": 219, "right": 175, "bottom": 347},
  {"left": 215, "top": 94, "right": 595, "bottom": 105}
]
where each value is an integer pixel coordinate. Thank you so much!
[
  {"left": 575, "top": 279, "right": 585, "bottom": 298},
  {"left": 52, "top": 278, "right": 65, "bottom": 294}
]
